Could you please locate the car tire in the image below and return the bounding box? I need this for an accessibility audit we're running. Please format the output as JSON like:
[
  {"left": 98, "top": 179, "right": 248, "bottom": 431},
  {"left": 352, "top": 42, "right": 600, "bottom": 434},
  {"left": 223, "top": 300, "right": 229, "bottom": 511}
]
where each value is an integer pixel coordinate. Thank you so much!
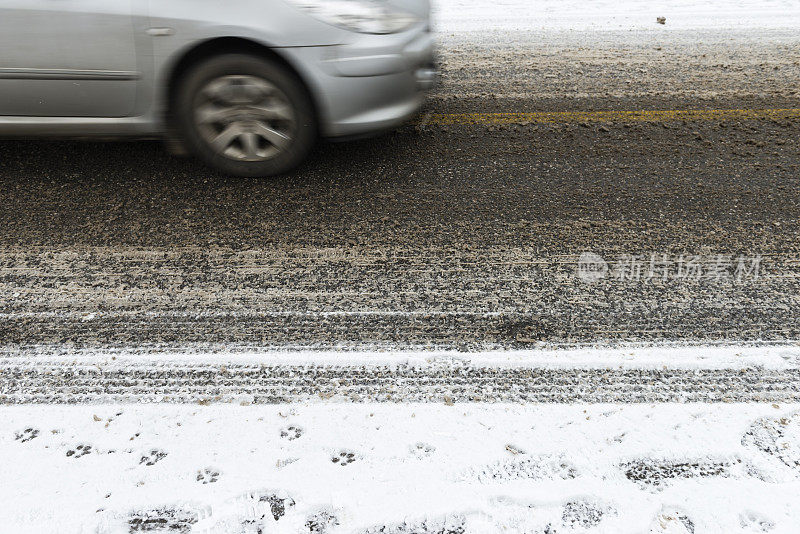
[{"left": 174, "top": 53, "right": 317, "bottom": 177}]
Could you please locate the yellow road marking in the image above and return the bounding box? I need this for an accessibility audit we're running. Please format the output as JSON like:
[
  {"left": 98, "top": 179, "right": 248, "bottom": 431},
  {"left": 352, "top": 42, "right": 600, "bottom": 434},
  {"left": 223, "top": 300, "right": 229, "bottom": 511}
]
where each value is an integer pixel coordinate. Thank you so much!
[{"left": 423, "top": 108, "right": 800, "bottom": 125}]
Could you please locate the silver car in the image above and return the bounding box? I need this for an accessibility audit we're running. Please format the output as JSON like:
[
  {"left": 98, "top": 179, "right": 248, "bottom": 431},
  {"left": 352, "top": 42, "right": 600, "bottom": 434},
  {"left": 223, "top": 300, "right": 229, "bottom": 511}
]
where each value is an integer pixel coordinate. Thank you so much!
[{"left": 0, "top": 0, "right": 436, "bottom": 176}]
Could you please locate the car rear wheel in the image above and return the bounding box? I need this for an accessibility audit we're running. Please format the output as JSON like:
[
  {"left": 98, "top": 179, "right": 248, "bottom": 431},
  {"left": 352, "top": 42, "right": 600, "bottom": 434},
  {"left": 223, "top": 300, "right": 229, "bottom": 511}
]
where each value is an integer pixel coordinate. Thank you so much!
[{"left": 175, "top": 54, "right": 316, "bottom": 177}]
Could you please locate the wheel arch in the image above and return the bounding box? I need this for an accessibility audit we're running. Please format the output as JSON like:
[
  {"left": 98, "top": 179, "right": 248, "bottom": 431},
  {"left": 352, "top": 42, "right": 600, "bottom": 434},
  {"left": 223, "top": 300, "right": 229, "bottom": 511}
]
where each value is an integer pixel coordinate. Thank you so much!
[{"left": 163, "top": 36, "right": 320, "bottom": 129}]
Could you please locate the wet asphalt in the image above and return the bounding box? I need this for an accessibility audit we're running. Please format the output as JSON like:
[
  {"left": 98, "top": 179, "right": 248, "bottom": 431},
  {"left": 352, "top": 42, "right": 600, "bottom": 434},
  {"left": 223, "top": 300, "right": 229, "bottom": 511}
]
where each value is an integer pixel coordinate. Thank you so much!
[{"left": 2, "top": 28, "right": 800, "bottom": 351}]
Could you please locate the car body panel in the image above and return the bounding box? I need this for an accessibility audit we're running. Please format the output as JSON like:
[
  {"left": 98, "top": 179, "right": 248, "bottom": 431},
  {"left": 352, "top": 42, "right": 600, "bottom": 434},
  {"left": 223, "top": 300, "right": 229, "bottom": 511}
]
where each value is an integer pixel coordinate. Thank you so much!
[
  {"left": 0, "top": 0, "right": 435, "bottom": 138},
  {"left": 0, "top": 0, "right": 142, "bottom": 117}
]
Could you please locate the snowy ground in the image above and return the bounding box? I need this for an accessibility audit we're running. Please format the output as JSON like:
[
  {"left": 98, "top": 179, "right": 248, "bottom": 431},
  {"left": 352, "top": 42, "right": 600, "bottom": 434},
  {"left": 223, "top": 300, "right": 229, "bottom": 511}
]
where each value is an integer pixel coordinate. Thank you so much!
[
  {"left": 3, "top": 403, "right": 800, "bottom": 533},
  {"left": 433, "top": 0, "right": 800, "bottom": 32},
  {"left": 3, "top": 347, "right": 800, "bottom": 532}
]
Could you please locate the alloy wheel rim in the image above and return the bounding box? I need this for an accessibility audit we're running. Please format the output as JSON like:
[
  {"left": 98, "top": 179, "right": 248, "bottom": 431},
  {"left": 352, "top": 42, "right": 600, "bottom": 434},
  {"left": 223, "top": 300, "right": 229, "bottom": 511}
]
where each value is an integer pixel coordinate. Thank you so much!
[{"left": 194, "top": 75, "right": 296, "bottom": 162}]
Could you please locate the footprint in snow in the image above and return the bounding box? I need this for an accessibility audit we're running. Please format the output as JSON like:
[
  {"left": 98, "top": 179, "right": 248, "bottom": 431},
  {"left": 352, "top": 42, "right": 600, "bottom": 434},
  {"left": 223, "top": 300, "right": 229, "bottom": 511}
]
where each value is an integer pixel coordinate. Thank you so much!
[
  {"left": 187, "top": 491, "right": 296, "bottom": 533},
  {"left": 236, "top": 491, "right": 297, "bottom": 525},
  {"left": 362, "top": 514, "right": 466, "bottom": 534},
  {"left": 139, "top": 449, "right": 168, "bottom": 466},
  {"left": 739, "top": 510, "right": 775, "bottom": 532},
  {"left": 127, "top": 506, "right": 201, "bottom": 533},
  {"left": 306, "top": 509, "right": 339, "bottom": 533},
  {"left": 650, "top": 507, "right": 695, "bottom": 533},
  {"left": 196, "top": 467, "right": 220, "bottom": 484},
  {"left": 280, "top": 425, "right": 304, "bottom": 441},
  {"left": 562, "top": 498, "right": 615, "bottom": 529},
  {"left": 410, "top": 442, "right": 436, "bottom": 459},
  {"left": 66, "top": 444, "right": 92, "bottom": 458},
  {"left": 331, "top": 450, "right": 357, "bottom": 466},
  {"left": 15, "top": 428, "right": 39, "bottom": 443}
]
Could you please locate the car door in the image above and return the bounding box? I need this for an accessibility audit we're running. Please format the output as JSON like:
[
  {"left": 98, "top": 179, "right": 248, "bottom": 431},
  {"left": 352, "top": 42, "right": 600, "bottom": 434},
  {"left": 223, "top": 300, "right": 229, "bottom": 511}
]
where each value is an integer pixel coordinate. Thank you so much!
[{"left": 0, "top": 0, "right": 140, "bottom": 117}]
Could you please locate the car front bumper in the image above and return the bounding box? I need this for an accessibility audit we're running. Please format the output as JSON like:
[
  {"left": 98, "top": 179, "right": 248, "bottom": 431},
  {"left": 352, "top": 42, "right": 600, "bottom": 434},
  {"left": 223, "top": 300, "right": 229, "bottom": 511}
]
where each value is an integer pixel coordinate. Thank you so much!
[{"left": 281, "top": 25, "right": 437, "bottom": 138}]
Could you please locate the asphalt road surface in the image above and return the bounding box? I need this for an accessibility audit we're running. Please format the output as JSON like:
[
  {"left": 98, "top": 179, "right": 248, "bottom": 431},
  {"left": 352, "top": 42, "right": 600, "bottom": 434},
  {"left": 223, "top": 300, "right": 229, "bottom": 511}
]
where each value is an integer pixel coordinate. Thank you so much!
[
  {"left": 2, "top": 27, "right": 800, "bottom": 352},
  {"left": 4, "top": 15, "right": 800, "bottom": 534}
]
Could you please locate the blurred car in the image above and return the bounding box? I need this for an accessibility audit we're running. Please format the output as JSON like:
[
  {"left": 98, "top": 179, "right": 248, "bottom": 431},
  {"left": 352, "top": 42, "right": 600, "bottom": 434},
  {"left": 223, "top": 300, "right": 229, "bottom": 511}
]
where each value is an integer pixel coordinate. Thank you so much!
[{"left": 0, "top": 0, "right": 436, "bottom": 176}]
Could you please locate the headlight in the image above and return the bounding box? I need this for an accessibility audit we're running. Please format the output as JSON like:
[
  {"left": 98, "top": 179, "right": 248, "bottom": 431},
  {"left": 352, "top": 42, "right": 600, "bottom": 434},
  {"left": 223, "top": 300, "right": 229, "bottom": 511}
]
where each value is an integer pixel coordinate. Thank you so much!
[{"left": 287, "top": 0, "right": 419, "bottom": 34}]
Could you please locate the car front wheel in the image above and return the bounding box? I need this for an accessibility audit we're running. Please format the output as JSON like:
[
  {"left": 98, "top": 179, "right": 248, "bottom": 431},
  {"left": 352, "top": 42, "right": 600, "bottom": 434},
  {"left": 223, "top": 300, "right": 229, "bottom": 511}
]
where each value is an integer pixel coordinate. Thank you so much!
[{"left": 175, "top": 54, "right": 316, "bottom": 177}]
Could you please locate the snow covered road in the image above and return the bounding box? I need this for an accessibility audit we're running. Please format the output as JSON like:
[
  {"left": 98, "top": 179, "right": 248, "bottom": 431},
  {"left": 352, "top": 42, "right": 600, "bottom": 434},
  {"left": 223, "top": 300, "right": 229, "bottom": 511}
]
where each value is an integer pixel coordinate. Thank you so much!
[
  {"left": 3, "top": 2, "right": 800, "bottom": 351},
  {"left": 431, "top": 0, "right": 800, "bottom": 110},
  {"left": 4, "top": 347, "right": 800, "bottom": 405}
]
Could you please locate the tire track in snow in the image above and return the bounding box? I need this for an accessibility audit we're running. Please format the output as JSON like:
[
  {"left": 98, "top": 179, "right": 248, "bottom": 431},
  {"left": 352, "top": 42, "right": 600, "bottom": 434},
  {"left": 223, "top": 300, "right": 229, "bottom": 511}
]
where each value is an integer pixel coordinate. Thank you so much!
[{"left": 3, "top": 360, "right": 800, "bottom": 404}]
